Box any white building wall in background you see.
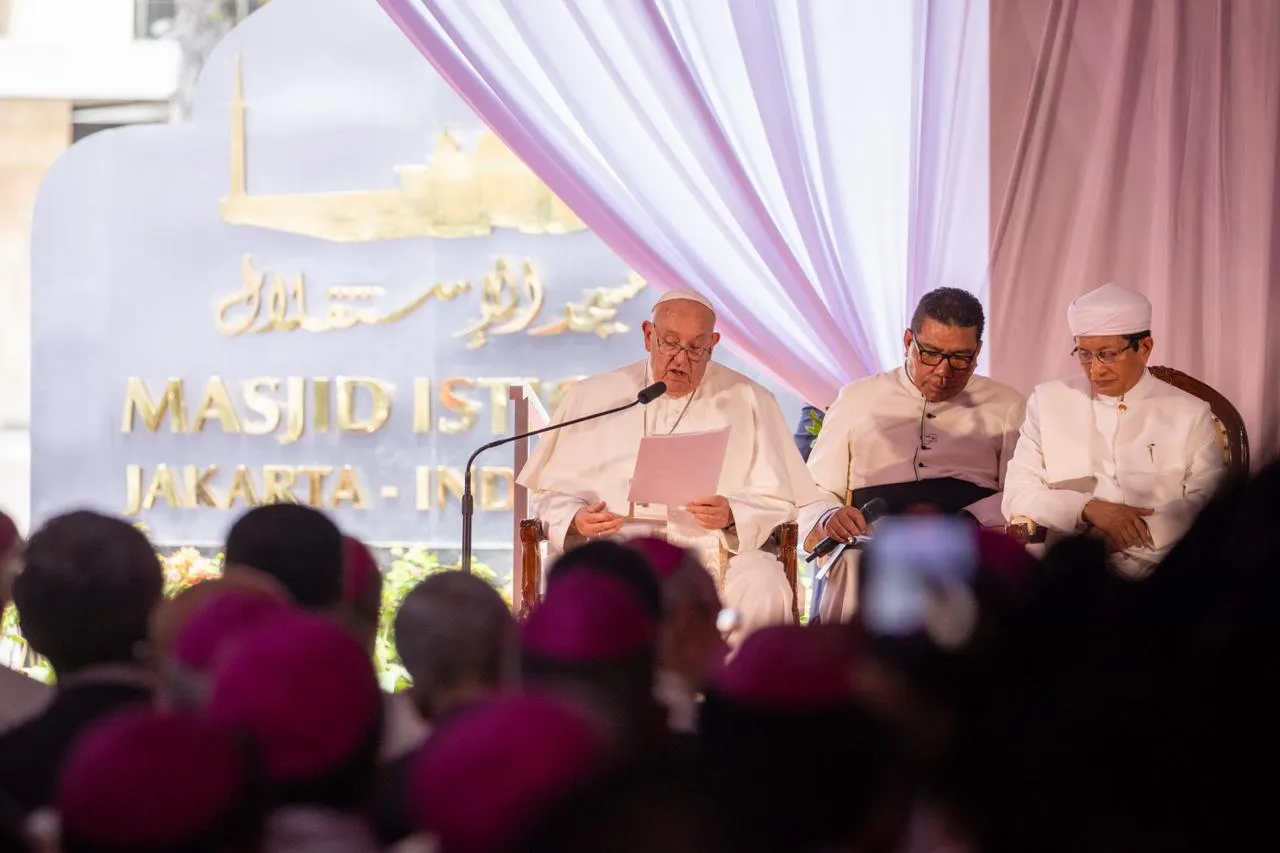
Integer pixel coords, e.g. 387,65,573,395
0,0,181,533
0,0,180,101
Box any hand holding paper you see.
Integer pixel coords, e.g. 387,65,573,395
687,495,733,530
627,427,731,509
572,501,626,537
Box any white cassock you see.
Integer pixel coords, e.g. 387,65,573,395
517,360,822,636
798,368,1026,623
1002,369,1226,577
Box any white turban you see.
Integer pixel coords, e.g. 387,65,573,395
652,289,716,319
1067,283,1152,337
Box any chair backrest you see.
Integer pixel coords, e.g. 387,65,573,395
1148,366,1249,477
510,385,551,616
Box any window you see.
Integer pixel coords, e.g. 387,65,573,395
134,0,272,39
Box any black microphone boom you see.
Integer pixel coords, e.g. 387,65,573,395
459,382,667,573
805,497,889,563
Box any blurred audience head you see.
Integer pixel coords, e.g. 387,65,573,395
12,511,163,677
517,757,731,853
204,612,383,810
407,693,607,853
700,625,901,853
57,709,261,853
521,570,659,754
0,509,20,608
149,573,288,671
223,503,344,610
161,589,294,711
338,534,384,654
546,540,664,622
393,570,516,722
626,537,726,689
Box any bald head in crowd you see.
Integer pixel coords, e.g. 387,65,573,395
393,571,517,722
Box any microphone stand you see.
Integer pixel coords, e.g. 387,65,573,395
460,395,654,574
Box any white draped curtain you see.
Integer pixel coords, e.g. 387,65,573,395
378,0,990,408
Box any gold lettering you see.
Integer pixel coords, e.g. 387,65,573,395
226,466,259,509
436,466,466,509
528,272,648,339
241,378,281,435
260,273,312,333
192,377,243,433
330,465,369,509
125,465,142,515
413,378,432,434
122,378,188,433
262,465,299,504
143,464,185,510
215,255,265,336
481,467,514,511
313,378,331,433
416,465,431,511
438,378,480,434
475,378,535,435
280,377,306,445
183,465,223,508
296,465,332,507
337,377,392,433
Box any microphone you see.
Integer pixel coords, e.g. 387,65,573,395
637,382,667,404
459,382,667,572
805,498,889,564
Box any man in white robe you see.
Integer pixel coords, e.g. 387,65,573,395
517,290,821,638
799,288,1026,624
1002,282,1226,577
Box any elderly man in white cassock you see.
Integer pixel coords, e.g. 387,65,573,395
516,290,820,638
798,288,1026,624
1003,283,1226,577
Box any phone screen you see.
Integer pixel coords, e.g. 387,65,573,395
859,515,979,637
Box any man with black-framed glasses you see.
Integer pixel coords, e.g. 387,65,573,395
799,288,1026,624
1003,283,1225,577
518,290,824,641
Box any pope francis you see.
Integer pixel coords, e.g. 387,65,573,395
516,290,821,637
1002,283,1227,576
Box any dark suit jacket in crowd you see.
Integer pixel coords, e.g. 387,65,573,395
0,681,153,814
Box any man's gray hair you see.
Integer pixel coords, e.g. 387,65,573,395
393,571,516,700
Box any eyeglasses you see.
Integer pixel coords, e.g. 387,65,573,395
1072,342,1137,365
655,337,711,363
912,340,976,370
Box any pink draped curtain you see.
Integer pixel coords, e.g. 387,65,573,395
376,0,992,410
989,0,1280,465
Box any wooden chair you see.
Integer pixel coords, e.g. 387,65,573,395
1007,366,1250,543
517,518,801,622
1147,366,1249,477
507,383,801,622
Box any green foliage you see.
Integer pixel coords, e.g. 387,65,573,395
1,604,52,684
373,545,505,692
803,407,825,437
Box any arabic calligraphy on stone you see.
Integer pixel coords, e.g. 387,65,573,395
215,254,648,344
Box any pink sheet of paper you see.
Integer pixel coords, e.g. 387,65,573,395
627,426,731,508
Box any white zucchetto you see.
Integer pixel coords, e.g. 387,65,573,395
652,289,716,318
1067,283,1152,337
